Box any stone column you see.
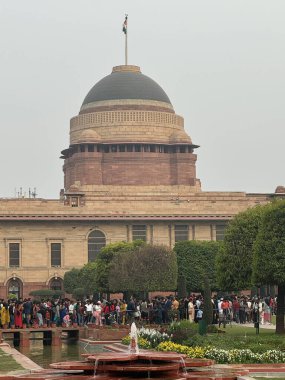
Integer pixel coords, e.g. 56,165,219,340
19,331,30,347
51,329,62,346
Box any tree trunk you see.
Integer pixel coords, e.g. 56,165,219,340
276,284,285,334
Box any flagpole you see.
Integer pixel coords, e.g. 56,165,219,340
125,29,128,65
123,14,128,65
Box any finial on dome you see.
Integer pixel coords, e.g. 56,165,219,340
112,65,141,73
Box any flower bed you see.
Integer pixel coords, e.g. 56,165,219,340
156,342,285,364
122,327,170,349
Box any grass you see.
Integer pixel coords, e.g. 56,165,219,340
220,324,274,336
0,348,24,372
183,325,285,353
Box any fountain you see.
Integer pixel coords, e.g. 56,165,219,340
6,323,249,380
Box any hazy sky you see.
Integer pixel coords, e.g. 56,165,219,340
0,1,284,199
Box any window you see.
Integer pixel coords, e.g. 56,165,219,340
180,146,186,153
71,197,79,207
111,145,117,152
119,145,125,152
51,243,61,267
9,243,20,267
150,145,156,152
88,144,94,152
104,145,110,153
174,225,189,242
80,144,85,152
127,145,133,152
132,225,147,242
216,224,227,241
88,230,106,262
134,144,141,152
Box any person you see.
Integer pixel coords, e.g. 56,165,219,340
196,306,203,321
171,298,179,321
69,301,75,323
85,301,93,324
120,300,127,325
127,298,136,323
263,300,271,324
232,297,240,323
63,313,71,327
9,302,15,328
188,298,195,323
164,297,172,323
219,298,230,328
133,303,141,322
103,302,111,325
140,299,149,322
94,301,102,326
153,300,162,324
45,308,51,327
0,302,10,328
23,298,33,327
239,298,246,324
15,302,23,328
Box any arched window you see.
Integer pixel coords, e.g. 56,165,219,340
7,278,22,300
50,278,63,291
88,230,106,262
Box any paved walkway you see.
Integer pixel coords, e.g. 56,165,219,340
231,322,275,329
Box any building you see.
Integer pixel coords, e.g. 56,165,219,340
0,64,284,299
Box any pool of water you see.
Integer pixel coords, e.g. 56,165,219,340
15,340,107,369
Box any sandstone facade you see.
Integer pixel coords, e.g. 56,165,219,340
0,65,283,299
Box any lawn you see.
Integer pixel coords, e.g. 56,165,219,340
0,347,24,372
183,324,285,353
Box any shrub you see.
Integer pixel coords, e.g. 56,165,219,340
167,320,198,344
29,289,64,299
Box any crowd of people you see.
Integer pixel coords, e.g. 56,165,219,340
0,294,277,329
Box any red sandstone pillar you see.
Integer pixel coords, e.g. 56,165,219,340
19,331,30,347
52,329,62,346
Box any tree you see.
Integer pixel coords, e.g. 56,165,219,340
108,244,177,293
216,206,264,291
63,268,81,294
177,274,187,299
253,200,285,334
95,241,145,293
78,262,99,297
174,241,221,293
202,276,213,326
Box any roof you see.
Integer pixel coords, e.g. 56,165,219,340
81,65,172,108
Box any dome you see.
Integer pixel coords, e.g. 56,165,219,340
81,65,171,108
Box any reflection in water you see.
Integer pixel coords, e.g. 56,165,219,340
16,340,106,369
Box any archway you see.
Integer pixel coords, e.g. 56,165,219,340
49,277,63,291
88,230,106,262
7,278,23,300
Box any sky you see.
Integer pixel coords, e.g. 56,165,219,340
0,1,284,199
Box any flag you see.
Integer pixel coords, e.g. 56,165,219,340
122,15,128,34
